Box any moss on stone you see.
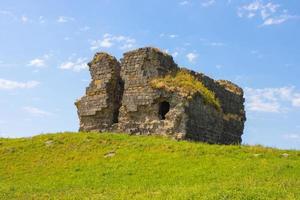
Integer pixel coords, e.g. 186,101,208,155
151,70,221,111
92,53,116,65
217,80,243,95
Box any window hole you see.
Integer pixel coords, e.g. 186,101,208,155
159,101,170,120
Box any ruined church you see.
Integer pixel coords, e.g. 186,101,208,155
75,47,246,144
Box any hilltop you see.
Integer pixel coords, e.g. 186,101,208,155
0,132,299,199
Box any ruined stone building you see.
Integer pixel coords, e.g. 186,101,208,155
75,47,246,144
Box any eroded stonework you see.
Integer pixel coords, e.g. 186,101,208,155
75,47,246,144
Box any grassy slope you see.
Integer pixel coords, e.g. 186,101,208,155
0,132,299,200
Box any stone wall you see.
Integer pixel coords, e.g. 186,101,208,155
182,69,246,144
75,47,246,144
116,48,184,136
185,94,224,143
75,53,123,131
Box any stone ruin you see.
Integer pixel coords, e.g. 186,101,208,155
75,47,246,144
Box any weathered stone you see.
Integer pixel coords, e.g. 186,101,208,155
75,53,123,131
75,47,246,144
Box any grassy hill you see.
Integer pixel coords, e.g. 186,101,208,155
0,132,299,200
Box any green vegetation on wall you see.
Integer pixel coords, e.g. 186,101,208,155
151,70,221,111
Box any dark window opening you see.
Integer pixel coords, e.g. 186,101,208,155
112,110,119,123
159,101,170,120
112,79,124,124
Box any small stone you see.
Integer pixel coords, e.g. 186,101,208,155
281,153,289,158
45,140,53,147
175,133,185,140
104,151,116,158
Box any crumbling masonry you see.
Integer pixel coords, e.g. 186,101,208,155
75,47,246,144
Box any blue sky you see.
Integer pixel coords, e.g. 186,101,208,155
0,0,299,149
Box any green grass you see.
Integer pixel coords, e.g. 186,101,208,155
150,70,221,111
0,132,299,200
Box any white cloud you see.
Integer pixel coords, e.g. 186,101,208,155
186,53,198,63
90,35,113,50
120,43,134,50
90,34,136,51
0,10,12,15
238,1,298,26
0,10,17,20
39,16,45,24
292,94,300,107
64,37,71,41
0,10,34,24
179,1,189,6
198,38,225,47
21,15,28,23
245,86,300,113
59,57,88,72
172,51,179,57
169,34,178,38
163,49,169,54
262,14,296,26
23,106,52,116
160,33,179,39
100,37,113,48
28,54,51,68
57,16,74,23
28,59,45,67
210,42,225,47
201,0,216,7
0,79,39,90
